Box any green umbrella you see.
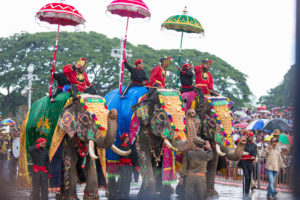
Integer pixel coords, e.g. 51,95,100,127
278,134,290,145
161,6,204,87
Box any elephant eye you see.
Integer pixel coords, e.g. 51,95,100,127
78,113,89,126
157,112,166,121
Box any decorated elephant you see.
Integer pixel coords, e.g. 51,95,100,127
18,93,130,200
130,88,199,199
181,91,246,198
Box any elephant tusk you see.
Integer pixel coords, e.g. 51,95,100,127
89,140,99,160
111,144,131,156
164,139,178,152
216,144,226,156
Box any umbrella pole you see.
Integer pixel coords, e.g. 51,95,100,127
48,25,60,97
119,15,130,94
176,32,184,87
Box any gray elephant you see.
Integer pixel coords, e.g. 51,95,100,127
186,95,247,198
18,93,130,200
132,89,198,200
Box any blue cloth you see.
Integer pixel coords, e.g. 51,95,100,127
104,86,148,161
62,85,70,92
267,169,278,198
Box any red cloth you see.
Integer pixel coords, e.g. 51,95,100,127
194,65,213,95
148,65,166,88
63,64,91,92
36,138,47,144
120,158,132,166
240,155,255,162
33,164,48,173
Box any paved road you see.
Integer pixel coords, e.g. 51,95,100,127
9,180,293,200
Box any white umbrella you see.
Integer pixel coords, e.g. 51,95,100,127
234,111,248,117
258,110,271,114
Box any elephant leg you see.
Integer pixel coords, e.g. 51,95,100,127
107,177,119,200
59,137,78,200
206,150,219,198
83,156,99,200
136,130,156,199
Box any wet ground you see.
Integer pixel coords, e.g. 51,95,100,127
10,180,293,200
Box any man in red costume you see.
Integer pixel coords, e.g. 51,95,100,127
148,56,171,88
194,58,214,95
63,58,93,98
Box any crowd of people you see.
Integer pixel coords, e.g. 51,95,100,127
227,108,294,200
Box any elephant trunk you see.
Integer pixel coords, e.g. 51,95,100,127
219,139,246,161
89,140,99,160
101,109,118,149
173,109,197,152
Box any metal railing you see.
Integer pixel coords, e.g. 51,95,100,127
215,159,292,192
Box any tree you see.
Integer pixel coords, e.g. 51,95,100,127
0,32,251,116
258,65,295,108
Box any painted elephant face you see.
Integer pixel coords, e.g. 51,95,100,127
60,102,98,142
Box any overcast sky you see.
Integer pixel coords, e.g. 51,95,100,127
0,0,296,101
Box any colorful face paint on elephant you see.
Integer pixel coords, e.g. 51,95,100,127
131,89,198,199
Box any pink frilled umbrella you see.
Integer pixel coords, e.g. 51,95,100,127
107,0,151,94
35,2,86,97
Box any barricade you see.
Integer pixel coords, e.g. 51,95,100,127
215,158,292,192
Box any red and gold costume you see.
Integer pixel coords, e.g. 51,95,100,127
194,60,213,95
63,58,91,92
148,56,171,88
148,65,167,88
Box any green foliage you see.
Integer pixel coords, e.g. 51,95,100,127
258,65,295,108
0,32,251,116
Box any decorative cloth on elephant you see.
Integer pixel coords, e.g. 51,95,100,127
18,92,71,189
105,87,149,177
63,58,91,92
194,58,213,95
157,89,187,141
148,56,171,88
206,96,234,148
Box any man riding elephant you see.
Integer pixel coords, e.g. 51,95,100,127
148,56,171,88
194,58,217,96
63,58,96,98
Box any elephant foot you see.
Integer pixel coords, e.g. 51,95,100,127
55,193,79,200
206,189,219,199
159,185,173,200
83,191,100,200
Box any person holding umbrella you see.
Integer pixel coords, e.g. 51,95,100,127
121,58,148,98
148,56,171,88
194,58,216,96
178,63,204,104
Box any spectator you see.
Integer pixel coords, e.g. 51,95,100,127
265,137,285,200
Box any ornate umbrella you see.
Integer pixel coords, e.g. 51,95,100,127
35,2,86,97
161,6,204,87
107,0,151,94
